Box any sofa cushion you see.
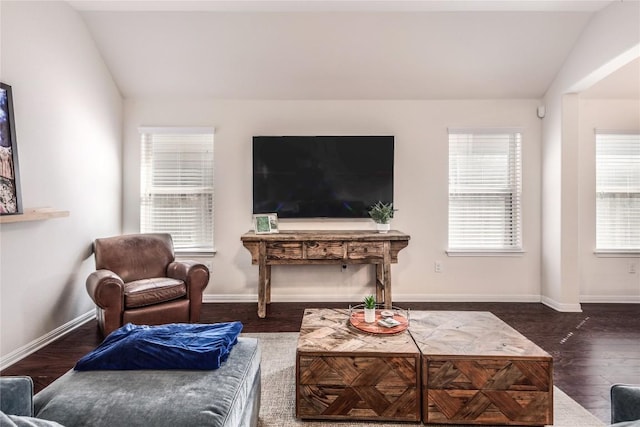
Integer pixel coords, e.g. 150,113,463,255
124,278,186,308
0,412,65,427
34,337,261,427
75,322,243,371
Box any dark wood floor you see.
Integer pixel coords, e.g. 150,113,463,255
2,302,639,423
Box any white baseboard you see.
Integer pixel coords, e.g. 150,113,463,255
396,293,542,303
0,310,95,371
207,292,639,307
204,293,543,304
204,294,257,303
542,294,640,310
540,296,583,312
580,294,640,303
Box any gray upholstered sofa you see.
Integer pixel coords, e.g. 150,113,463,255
0,337,260,427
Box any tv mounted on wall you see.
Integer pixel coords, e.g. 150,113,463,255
253,135,394,218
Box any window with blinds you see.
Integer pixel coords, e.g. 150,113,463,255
448,129,523,252
595,131,640,252
140,128,215,253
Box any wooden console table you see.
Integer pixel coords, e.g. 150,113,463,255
241,230,410,318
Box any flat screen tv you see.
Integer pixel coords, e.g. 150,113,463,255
253,135,394,218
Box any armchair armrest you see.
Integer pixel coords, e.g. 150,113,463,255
86,269,125,336
611,384,640,423
167,261,210,294
167,261,209,323
0,376,34,416
86,269,124,310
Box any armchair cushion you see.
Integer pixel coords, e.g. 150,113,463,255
74,322,243,371
124,278,186,308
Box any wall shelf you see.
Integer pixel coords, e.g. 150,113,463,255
0,207,69,224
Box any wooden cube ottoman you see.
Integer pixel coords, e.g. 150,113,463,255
296,308,421,422
410,311,553,426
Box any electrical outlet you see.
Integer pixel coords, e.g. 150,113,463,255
434,261,442,273
630,262,637,274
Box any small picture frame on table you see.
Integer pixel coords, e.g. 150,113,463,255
253,213,279,234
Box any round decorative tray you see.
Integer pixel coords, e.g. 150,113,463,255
348,304,409,335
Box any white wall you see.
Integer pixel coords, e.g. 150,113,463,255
123,99,542,303
578,99,640,301
541,0,640,310
0,1,122,361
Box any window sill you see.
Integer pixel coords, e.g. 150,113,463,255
175,249,217,257
594,250,640,258
446,249,525,257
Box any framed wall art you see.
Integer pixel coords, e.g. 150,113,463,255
253,213,279,234
0,82,22,215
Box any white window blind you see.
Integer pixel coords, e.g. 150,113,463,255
140,128,214,252
595,131,640,251
448,129,522,252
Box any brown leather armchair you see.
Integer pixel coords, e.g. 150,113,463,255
86,233,210,337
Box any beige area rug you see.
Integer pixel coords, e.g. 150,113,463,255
241,332,605,427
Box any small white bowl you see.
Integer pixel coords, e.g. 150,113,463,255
380,310,394,318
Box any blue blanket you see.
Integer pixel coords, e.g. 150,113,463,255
74,322,243,371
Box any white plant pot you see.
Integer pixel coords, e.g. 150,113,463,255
376,223,391,233
364,307,376,323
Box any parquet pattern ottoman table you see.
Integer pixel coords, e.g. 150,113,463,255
296,308,421,422
410,311,553,426
295,308,553,426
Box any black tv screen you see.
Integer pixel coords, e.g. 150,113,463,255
253,136,394,218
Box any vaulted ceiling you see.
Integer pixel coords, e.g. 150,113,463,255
69,0,637,100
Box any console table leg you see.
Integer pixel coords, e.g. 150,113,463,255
265,265,272,304
257,268,267,318
375,263,384,303
258,242,267,318
383,262,392,308
383,242,392,308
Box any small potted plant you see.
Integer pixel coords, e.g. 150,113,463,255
368,201,397,233
363,294,376,323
